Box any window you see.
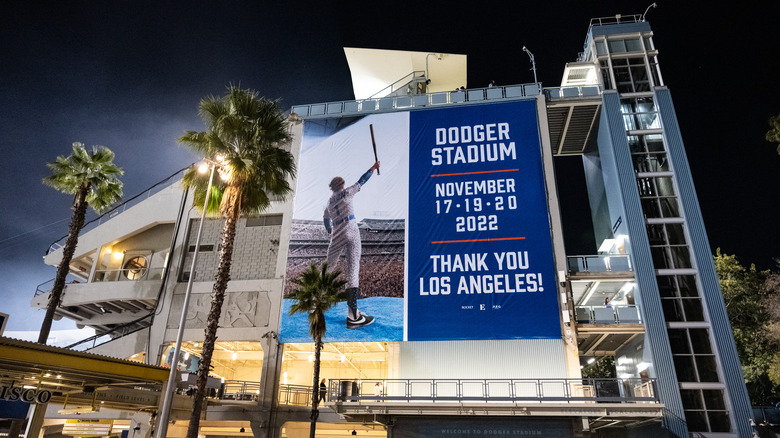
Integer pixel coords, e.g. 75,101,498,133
123,256,148,280
246,214,283,227
669,328,719,383
680,389,731,432
612,57,651,93
648,223,691,269
657,275,705,322
637,176,680,218
621,97,659,130
595,41,607,56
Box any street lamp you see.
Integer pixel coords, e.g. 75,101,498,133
156,159,218,438
522,46,538,85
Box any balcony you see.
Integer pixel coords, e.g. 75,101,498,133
324,378,663,424
568,254,632,275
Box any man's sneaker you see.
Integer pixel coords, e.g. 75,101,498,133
347,311,375,329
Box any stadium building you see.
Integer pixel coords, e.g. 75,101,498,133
14,12,753,438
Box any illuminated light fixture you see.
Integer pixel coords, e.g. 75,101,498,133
580,365,584,369
193,342,199,347
198,163,209,174
45,373,51,377
283,372,288,384
255,390,259,394
113,251,124,260
221,377,225,383
619,373,632,379
183,352,190,360
22,385,36,389
637,362,650,372
340,354,346,363
308,354,314,362
587,358,595,364
57,375,62,379
232,352,238,361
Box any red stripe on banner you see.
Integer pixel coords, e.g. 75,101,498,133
430,168,519,177
431,236,526,244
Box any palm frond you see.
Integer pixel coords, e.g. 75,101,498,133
43,142,124,213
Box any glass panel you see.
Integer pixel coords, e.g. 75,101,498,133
696,356,719,382
660,197,680,217
685,410,708,432
628,135,642,152
645,135,665,152
595,41,607,56
609,40,627,53
657,276,677,297
708,412,731,432
670,246,692,268
680,389,704,409
665,224,686,245
703,390,726,410
677,275,698,297
668,329,690,354
682,298,705,321
647,224,665,245
651,246,671,269
689,329,712,354
641,198,661,218
655,177,676,196
673,355,697,381
662,299,684,321
626,38,643,52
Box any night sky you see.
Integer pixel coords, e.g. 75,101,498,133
1,1,778,332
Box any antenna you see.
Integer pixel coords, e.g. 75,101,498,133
522,46,538,85
641,2,658,22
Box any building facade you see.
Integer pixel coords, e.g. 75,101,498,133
25,13,752,438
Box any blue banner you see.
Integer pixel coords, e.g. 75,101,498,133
407,100,560,340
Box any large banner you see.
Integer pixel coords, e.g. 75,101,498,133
281,100,559,343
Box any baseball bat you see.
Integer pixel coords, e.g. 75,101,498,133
369,124,380,175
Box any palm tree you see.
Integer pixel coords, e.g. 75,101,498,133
179,85,296,438
286,262,347,438
39,143,123,344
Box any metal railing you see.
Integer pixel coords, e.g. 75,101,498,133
544,85,602,100
65,314,153,350
92,266,166,283
326,378,658,404
278,384,314,407
46,167,187,255
221,380,262,401
290,83,544,119
567,254,632,273
575,305,642,324
368,71,426,99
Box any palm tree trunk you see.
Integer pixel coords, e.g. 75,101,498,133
38,185,89,344
309,337,323,438
186,199,240,438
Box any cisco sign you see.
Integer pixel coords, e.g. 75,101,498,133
0,384,53,404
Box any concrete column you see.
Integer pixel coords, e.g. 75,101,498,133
23,403,47,438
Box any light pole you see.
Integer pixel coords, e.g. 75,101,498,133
522,46,538,85
155,160,216,438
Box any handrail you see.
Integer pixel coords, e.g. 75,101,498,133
589,14,643,27
575,304,642,323
291,82,544,120
368,71,425,99
567,254,632,273
46,165,190,255
65,313,153,350
326,377,659,404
